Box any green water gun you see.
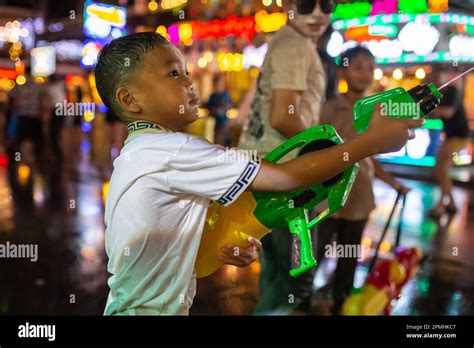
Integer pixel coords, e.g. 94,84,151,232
353,83,443,134
196,125,359,278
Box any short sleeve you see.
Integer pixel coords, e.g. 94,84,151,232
166,136,261,206
270,42,307,91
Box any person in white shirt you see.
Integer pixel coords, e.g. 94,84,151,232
94,32,424,315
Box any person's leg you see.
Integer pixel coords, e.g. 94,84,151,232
253,229,293,314
431,140,451,215
332,218,368,314
254,223,318,314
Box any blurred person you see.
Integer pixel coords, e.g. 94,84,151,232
206,75,233,146
429,81,470,218
317,46,410,314
238,0,332,314
8,67,46,165
45,74,67,161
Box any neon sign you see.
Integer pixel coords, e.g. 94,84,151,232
332,0,449,20
83,2,126,39
30,46,56,77
329,13,474,64
156,10,286,44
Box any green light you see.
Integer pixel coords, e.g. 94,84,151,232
424,119,443,131
332,2,371,20
398,0,429,14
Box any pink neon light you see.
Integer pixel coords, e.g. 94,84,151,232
371,0,399,16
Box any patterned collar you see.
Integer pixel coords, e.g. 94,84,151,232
127,120,172,134
125,120,172,143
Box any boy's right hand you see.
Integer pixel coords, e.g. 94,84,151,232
364,103,425,154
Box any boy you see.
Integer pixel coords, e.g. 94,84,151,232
318,46,410,314
94,32,423,315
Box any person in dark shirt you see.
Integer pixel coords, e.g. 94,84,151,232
429,85,470,218
206,75,232,147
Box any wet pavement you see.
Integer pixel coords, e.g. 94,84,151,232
0,137,473,315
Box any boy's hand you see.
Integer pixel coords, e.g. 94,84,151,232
218,237,262,267
365,103,425,154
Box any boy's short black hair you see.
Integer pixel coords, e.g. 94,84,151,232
94,32,170,122
338,46,375,68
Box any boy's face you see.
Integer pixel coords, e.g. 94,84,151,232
340,54,375,94
126,45,199,130
287,1,331,40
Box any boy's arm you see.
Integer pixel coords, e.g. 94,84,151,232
371,157,410,194
249,106,424,193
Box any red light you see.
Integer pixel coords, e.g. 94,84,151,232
0,155,8,167
0,68,18,80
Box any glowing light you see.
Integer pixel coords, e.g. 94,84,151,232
81,41,103,68
327,31,344,57
179,23,193,41
148,1,158,11
156,25,169,40
15,75,26,85
226,108,239,119
262,0,272,6
398,22,440,55
218,53,244,72
84,110,95,122
276,0,282,6
415,67,426,79
243,43,268,68
361,237,373,249
18,164,30,185
161,0,188,10
102,181,110,204
85,2,126,28
338,79,348,93
30,46,56,77
380,241,392,253
255,10,287,33
34,76,45,84
203,51,214,62
374,68,384,80
198,108,209,118
197,57,207,68
393,68,403,80
406,128,430,159
250,68,260,78
449,35,474,57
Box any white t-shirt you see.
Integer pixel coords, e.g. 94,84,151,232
104,131,261,315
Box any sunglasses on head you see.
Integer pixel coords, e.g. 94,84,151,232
296,0,335,15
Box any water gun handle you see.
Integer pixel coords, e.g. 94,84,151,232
353,87,406,134
289,212,316,277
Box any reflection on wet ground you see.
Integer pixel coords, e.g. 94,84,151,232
0,145,472,315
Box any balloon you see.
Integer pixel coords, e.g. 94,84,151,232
390,261,407,285
342,293,363,316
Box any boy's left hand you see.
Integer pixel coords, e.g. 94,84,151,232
219,236,262,267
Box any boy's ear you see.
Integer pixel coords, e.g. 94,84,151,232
116,86,141,113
